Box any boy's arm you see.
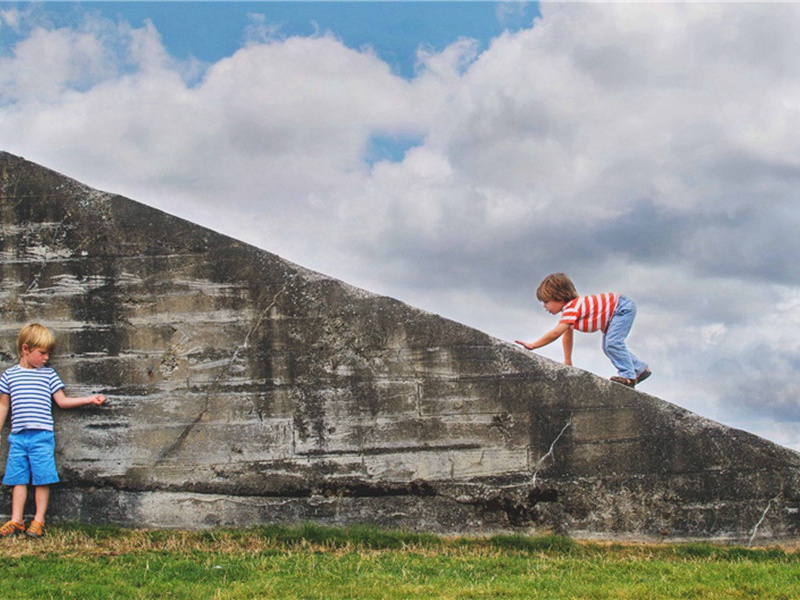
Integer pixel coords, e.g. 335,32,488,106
0,393,9,431
52,389,106,410
562,326,574,365
515,322,572,351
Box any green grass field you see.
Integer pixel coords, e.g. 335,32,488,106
1,524,799,599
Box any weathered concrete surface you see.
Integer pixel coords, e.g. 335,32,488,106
1,150,799,542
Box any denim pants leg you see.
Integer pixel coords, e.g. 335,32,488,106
602,296,647,380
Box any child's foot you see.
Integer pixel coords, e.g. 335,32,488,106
0,520,25,537
636,368,652,384
25,520,45,539
610,376,636,388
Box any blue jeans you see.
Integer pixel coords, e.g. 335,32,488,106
602,296,647,380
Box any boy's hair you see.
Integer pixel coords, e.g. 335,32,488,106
536,273,578,303
16,323,56,356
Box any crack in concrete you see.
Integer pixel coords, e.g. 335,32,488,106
748,494,780,547
155,285,287,465
531,417,572,487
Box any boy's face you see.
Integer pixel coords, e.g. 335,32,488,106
542,299,567,315
21,345,49,369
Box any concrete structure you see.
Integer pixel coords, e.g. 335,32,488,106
1,150,798,542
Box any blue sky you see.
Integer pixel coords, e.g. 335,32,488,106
1,2,540,162
3,2,800,452
2,2,540,76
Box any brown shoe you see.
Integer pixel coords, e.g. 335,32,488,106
0,519,25,538
636,368,652,384
610,376,636,388
26,520,45,539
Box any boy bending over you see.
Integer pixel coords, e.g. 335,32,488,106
515,273,651,388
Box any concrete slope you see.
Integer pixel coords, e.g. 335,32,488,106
1,151,798,542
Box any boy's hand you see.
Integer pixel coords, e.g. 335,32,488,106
90,394,106,405
515,340,535,350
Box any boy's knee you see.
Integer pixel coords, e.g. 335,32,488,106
603,340,621,353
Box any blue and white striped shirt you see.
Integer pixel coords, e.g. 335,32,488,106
0,365,65,433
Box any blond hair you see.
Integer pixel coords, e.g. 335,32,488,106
535,273,578,303
16,323,56,357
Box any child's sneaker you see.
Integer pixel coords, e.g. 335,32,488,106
0,520,25,537
25,520,45,539
610,376,636,388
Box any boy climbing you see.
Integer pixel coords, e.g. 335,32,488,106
515,273,651,388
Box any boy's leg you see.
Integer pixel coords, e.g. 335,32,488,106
4,432,32,526
10,485,27,524
603,297,638,380
29,430,59,490
629,350,648,379
33,486,50,524
27,430,58,532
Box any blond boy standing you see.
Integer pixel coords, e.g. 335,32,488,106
0,323,105,538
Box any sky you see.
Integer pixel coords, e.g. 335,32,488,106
2,1,800,451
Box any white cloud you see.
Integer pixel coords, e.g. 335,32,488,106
0,7,21,31
2,2,800,450
1,26,107,102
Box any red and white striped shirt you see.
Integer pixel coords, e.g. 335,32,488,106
559,293,619,333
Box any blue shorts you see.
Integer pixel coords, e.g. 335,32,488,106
3,429,60,486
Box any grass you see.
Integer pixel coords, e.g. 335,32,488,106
0,523,799,598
